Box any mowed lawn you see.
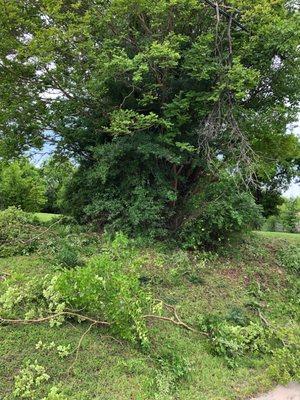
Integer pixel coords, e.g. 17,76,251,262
33,212,62,222
255,230,300,245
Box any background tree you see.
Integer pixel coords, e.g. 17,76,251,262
0,159,46,212
41,156,75,213
281,198,300,233
0,0,299,240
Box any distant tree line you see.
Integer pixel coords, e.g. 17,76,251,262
264,197,300,233
0,157,74,213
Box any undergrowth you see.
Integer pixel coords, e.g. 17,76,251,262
0,217,299,399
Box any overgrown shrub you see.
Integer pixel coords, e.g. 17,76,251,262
0,207,41,257
53,240,83,268
179,177,263,249
44,233,153,345
198,314,275,367
13,360,50,399
278,245,300,274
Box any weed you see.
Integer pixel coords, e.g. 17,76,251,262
13,360,50,399
277,245,300,274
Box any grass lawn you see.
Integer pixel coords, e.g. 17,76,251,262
33,212,62,222
255,230,300,245
0,231,299,399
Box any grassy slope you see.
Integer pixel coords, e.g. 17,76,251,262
0,233,299,399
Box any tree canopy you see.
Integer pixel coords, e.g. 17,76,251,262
0,159,46,212
41,156,75,213
0,0,299,238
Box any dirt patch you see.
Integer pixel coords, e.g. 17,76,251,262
218,267,243,280
251,383,300,400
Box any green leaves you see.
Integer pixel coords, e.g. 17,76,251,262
0,159,46,212
49,233,153,345
0,0,299,236
105,110,169,136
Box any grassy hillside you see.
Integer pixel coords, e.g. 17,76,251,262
0,224,299,399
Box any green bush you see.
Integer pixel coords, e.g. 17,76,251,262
179,176,263,249
45,233,153,345
278,245,300,274
0,207,41,257
198,314,273,367
54,240,83,268
0,159,46,212
268,347,300,384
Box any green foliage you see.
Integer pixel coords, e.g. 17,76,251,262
199,315,265,366
13,360,50,399
277,244,300,274
263,196,300,232
1,0,299,238
151,346,191,400
0,159,46,212
42,387,69,400
198,302,300,374
155,349,190,383
179,176,263,248
268,347,300,384
41,156,75,214
0,207,40,257
54,240,83,268
281,198,299,233
45,233,153,345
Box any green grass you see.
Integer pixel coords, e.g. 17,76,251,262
33,212,62,222
0,231,299,399
255,230,300,245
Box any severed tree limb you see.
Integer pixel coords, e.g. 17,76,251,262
0,312,110,327
143,314,198,333
144,301,209,336
67,322,97,374
0,302,207,339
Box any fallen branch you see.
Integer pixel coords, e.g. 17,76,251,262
0,311,110,327
1,303,207,339
144,302,209,336
257,309,269,327
67,322,97,373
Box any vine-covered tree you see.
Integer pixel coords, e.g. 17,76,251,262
0,0,299,239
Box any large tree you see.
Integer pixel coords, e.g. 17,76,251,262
0,0,299,236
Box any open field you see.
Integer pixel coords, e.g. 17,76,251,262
255,231,300,245
33,212,62,223
0,228,299,400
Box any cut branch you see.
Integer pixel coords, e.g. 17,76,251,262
0,312,110,326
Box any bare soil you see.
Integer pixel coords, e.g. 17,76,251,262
251,383,300,400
